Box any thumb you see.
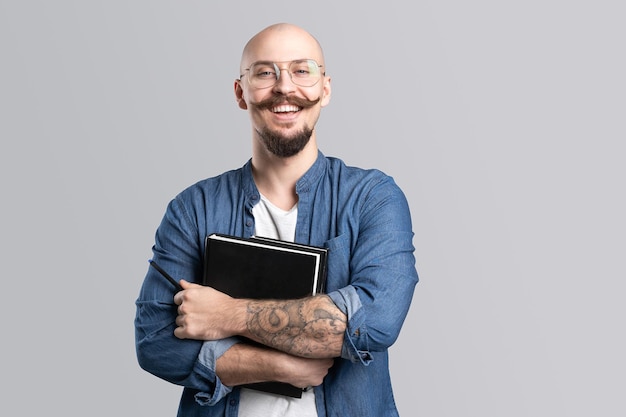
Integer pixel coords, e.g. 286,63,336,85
179,279,200,289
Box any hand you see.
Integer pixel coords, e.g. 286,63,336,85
278,354,334,389
173,280,245,340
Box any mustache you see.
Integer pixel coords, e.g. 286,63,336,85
251,94,320,110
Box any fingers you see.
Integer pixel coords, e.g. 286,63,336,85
174,308,194,340
173,325,187,340
172,280,195,305
171,285,236,341
173,292,182,306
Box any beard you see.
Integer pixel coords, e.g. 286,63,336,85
251,94,320,158
256,125,314,158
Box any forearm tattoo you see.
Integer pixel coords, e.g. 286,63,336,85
245,295,346,358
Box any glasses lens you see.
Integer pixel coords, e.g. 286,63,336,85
246,60,322,89
248,62,278,89
289,59,321,87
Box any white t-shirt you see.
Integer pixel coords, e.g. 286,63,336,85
238,195,317,417
252,194,298,242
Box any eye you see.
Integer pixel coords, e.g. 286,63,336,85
291,65,312,77
251,63,277,79
291,60,319,78
255,69,276,78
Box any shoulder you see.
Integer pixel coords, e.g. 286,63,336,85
161,163,250,225
323,155,411,217
325,155,400,192
175,165,246,203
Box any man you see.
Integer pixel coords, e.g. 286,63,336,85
135,23,419,417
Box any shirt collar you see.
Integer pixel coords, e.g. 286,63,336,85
241,150,327,202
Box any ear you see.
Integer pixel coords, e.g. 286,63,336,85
320,76,332,107
234,80,248,110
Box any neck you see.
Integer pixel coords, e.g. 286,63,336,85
251,133,318,210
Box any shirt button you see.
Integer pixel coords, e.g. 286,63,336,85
246,220,253,227
229,399,237,406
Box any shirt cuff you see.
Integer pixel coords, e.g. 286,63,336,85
327,286,373,365
193,337,241,406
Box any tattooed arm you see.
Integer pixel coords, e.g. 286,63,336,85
243,295,346,358
173,279,347,358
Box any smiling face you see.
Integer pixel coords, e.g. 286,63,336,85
235,24,331,158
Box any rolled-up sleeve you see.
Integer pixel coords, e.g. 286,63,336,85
192,338,240,405
134,196,239,405
327,286,373,364
327,175,419,364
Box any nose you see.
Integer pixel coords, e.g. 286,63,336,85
272,66,296,94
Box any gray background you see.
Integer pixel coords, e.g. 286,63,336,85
1,1,624,416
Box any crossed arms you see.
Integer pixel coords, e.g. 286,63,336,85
173,280,346,388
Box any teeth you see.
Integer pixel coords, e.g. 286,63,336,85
271,105,300,113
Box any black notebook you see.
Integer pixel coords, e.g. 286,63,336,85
203,233,328,397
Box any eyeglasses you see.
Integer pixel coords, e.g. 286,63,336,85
240,59,324,89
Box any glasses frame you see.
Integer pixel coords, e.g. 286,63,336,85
240,59,325,89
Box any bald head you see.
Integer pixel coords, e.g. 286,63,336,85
240,23,325,74
234,23,332,159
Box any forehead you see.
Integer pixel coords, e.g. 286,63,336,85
241,27,323,68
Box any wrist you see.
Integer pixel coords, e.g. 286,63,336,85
228,298,249,337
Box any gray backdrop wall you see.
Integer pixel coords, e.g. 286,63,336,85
1,1,624,416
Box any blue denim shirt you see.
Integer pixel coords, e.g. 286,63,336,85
135,152,419,417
